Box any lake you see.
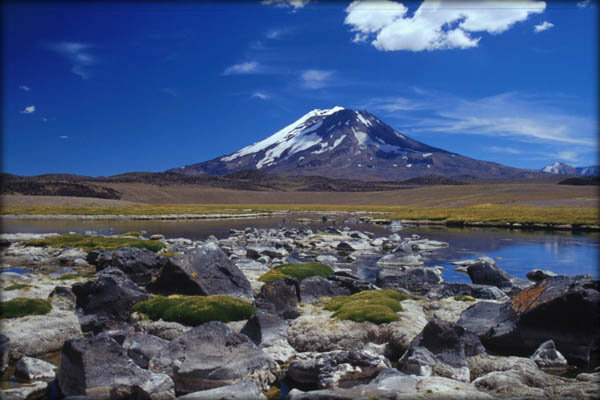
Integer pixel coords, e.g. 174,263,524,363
2,215,598,282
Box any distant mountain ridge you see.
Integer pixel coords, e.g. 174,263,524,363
171,106,542,181
541,162,599,176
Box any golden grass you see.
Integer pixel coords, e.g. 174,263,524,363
3,202,598,225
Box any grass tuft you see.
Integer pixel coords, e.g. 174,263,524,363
1,298,52,319
453,295,476,302
23,234,165,252
324,289,409,324
55,273,96,280
258,262,334,283
118,231,142,237
4,283,32,291
131,295,256,326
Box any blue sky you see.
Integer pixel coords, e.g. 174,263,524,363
2,0,597,176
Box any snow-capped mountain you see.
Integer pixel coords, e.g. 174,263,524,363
541,162,599,176
172,106,540,181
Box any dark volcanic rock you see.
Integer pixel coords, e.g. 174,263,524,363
426,283,508,301
122,332,169,369
458,275,600,367
149,321,276,394
526,269,558,283
398,319,485,382
0,334,10,373
72,268,148,324
90,247,164,286
299,276,351,304
286,350,390,389
466,257,530,293
240,311,288,347
57,335,175,399
376,267,443,292
150,243,252,299
255,277,300,319
176,381,265,400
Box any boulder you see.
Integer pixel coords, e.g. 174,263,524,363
149,321,277,394
2,309,82,359
254,278,300,319
0,381,48,400
336,240,372,252
526,268,558,283
328,272,377,294
397,376,493,400
376,253,423,267
426,283,509,301
0,334,9,372
72,268,149,323
94,247,164,286
57,335,175,399
376,267,443,292
299,276,351,304
465,257,530,293
240,311,295,364
15,356,56,381
530,339,568,368
176,381,266,400
459,275,600,367
398,319,485,382
48,285,77,311
246,244,288,260
286,350,390,389
131,312,191,341
122,333,169,369
150,243,252,299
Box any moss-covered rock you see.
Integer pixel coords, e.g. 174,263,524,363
324,290,410,324
3,283,32,291
23,234,165,252
0,298,52,319
258,262,334,283
454,295,476,302
132,295,256,326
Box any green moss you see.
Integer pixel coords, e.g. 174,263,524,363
159,251,182,258
23,234,165,252
132,295,256,326
258,262,334,283
453,295,476,302
56,273,96,280
1,298,52,319
118,231,142,237
4,283,32,291
324,289,409,324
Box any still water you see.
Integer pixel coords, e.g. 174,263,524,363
2,216,598,281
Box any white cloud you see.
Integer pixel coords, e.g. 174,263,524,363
266,28,293,39
46,41,97,79
534,21,554,32
59,136,70,140
42,117,48,122
252,91,271,100
301,69,334,89
19,85,31,91
556,151,578,162
345,0,546,51
21,105,35,114
223,61,261,75
577,0,590,8
262,0,310,9
361,96,424,112
487,146,522,154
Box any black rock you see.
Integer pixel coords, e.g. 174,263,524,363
376,267,443,292
240,310,288,347
149,243,252,299
57,335,175,399
426,282,508,301
148,321,276,394
122,332,169,369
458,274,600,368
398,319,485,382
466,258,530,294
299,276,351,304
72,268,149,323
530,339,568,368
0,334,10,373
526,269,558,283
255,277,300,319
92,247,164,286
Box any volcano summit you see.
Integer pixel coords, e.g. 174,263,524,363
172,106,537,181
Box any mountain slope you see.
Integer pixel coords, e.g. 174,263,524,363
172,106,541,181
541,162,599,176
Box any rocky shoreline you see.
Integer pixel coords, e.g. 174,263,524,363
0,225,598,400
3,211,598,232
